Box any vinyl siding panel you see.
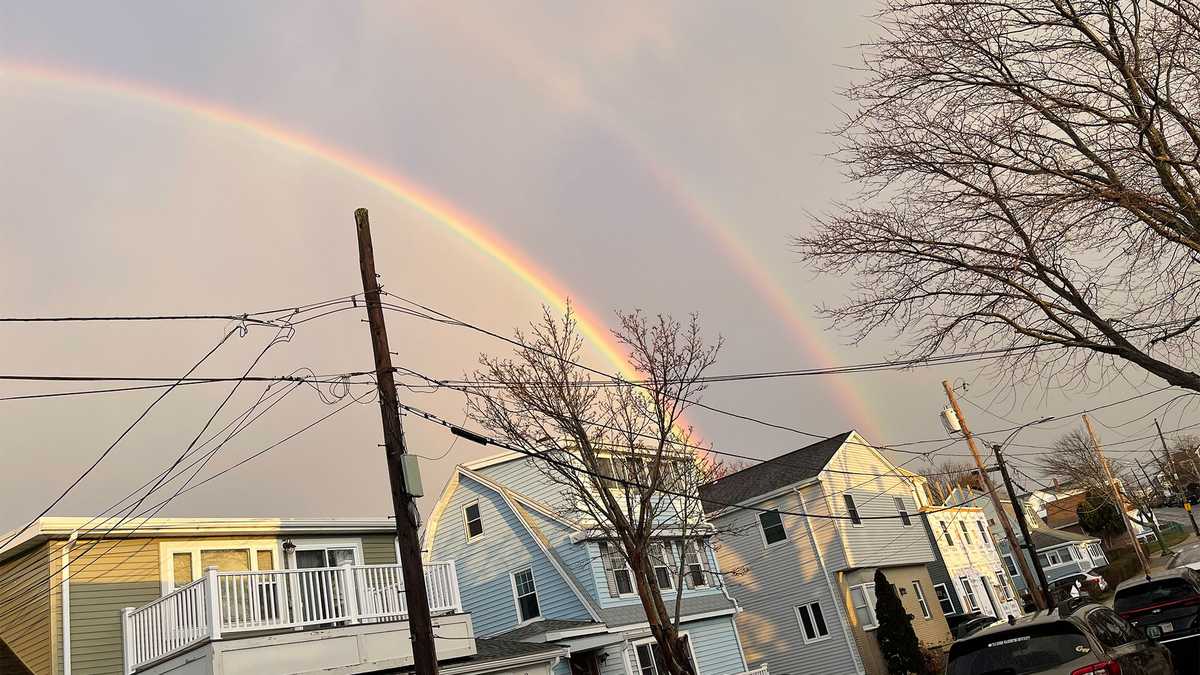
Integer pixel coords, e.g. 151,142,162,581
842,564,954,675
599,642,632,675
475,457,567,511
68,537,161,675
682,615,746,675
428,475,590,636
819,434,935,569
0,542,54,675
709,487,860,675
519,510,596,600
361,534,397,565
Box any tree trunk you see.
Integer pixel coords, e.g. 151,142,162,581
629,550,695,675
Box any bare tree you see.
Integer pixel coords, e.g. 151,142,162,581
795,0,1200,392
465,305,724,675
919,459,986,502
1040,428,1168,551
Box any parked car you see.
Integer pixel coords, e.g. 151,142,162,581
946,599,1173,675
1049,569,1109,600
1115,569,1200,673
953,614,999,640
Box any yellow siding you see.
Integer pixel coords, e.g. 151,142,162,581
0,543,54,675
68,538,162,675
842,565,953,675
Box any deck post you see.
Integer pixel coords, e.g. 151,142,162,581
342,562,361,624
204,566,222,640
121,606,135,675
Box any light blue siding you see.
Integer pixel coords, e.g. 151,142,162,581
600,642,632,675
1000,541,1086,592
476,456,568,509
683,615,748,675
428,474,591,635
522,508,598,599
588,539,730,610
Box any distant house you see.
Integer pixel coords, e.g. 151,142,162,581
424,451,759,675
917,504,1023,621
0,517,564,675
699,431,953,675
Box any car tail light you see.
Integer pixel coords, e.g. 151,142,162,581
1071,661,1121,675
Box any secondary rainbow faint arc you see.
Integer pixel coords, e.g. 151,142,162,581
1,62,643,385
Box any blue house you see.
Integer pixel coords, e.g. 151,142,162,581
425,451,760,675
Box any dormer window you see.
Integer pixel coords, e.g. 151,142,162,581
600,542,635,596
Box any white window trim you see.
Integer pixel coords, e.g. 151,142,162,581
632,631,697,675
600,542,639,599
844,495,864,527
940,521,955,547
1002,553,1019,577
893,497,912,528
911,581,931,620
795,602,832,644
158,538,282,594
510,567,541,625
682,541,709,589
933,583,955,616
287,537,364,569
650,543,675,591
849,582,878,631
959,521,973,546
757,510,789,548
462,500,484,542
1039,547,1073,569
977,520,991,547
995,570,1014,602
958,576,980,612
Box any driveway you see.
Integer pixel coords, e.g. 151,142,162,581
1170,540,1200,570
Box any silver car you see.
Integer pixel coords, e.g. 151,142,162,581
946,599,1173,675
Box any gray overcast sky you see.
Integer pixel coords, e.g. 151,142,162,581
0,2,1190,530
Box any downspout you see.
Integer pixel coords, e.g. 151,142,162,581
797,487,864,675
62,530,79,675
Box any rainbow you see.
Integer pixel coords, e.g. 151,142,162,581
0,62,638,382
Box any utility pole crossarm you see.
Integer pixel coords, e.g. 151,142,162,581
355,208,440,675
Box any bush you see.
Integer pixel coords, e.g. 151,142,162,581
918,646,945,675
1099,551,1142,589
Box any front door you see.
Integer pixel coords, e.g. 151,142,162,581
980,575,1000,618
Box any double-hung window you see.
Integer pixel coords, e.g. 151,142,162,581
940,521,955,547
844,495,862,525
1003,554,1019,577
463,501,484,540
959,521,972,546
634,635,694,675
934,583,955,615
958,576,980,611
512,568,541,622
599,542,635,596
911,581,932,619
977,521,991,547
995,571,1014,601
893,497,911,526
795,602,831,642
681,541,707,588
759,510,787,545
849,583,878,629
650,543,675,590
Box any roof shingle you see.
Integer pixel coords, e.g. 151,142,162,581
699,432,853,512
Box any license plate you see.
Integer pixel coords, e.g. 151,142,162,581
1159,622,1174,633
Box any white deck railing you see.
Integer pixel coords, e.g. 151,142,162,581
122,561,460,673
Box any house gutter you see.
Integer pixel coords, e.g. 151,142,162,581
62,530,79,675
797,487,864,675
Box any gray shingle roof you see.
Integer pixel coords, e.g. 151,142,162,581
699,432,853,512
376,638,565,673
492,619,601,641
1029,526,1097,549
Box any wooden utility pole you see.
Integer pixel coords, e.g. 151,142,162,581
1083,414,1150,576
1156,418,1200,535
942,381,1046,610
992,445,1054,610
355,208,439,675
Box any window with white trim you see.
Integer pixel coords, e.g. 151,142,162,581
892,497,912,527
599,542,635,596
995,570,1014,602
759,510,787,545
940,521,955,547
849,583,878,629
650,543,675,590
911,581,932,619
161,539,280,591
1039,549,1067,567
796,602,831,642
634,635,694,675
1088,543,1106,564
1003,553,1019,578
844,495,862,525
977,520,991,547
959,576,980,611
512,568,540,622
934,583,955,615
959,521,973,546
463,501,483,540
681,541,707,588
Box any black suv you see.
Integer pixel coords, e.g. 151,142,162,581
1115,568,1200,672
946,599,1172,675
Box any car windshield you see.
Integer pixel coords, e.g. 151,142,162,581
1115,579,1194,611
946,624,1092,675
